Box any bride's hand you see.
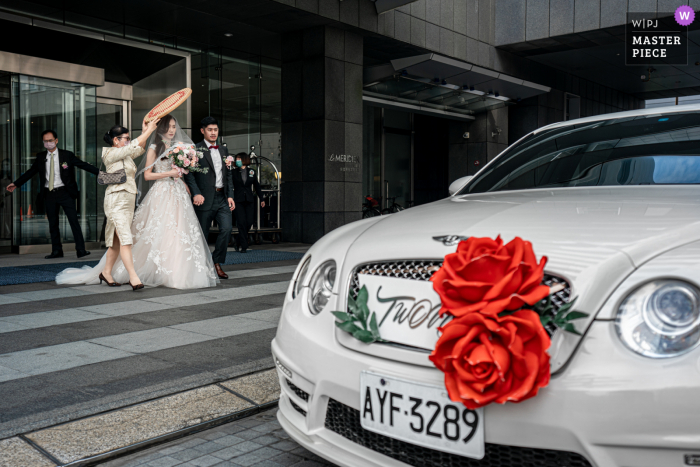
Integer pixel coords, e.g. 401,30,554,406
169,168,181,178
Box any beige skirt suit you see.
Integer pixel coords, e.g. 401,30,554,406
102,140,145,248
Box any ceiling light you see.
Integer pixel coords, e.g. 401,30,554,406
224,33,233,37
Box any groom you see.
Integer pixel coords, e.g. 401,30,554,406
185,117,235,279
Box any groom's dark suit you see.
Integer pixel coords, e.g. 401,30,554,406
184,140,234,267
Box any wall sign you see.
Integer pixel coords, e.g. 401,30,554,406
329,154,360,172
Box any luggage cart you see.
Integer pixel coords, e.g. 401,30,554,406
231,145,282,246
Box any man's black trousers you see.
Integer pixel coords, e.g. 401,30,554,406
196,191,232,264
45,188,86,252
234,200,255,251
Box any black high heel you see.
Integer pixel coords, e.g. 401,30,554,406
128,281,145,291
99,273,121,287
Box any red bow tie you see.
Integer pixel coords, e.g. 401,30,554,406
208,145,219,150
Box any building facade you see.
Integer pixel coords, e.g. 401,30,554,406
0,0,685,251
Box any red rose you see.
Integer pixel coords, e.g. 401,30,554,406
430,236,550,317
429,310,551,409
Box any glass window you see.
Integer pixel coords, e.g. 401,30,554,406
192,49,281,231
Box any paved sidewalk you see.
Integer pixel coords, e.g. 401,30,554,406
101,409,335,467
0,243,309,443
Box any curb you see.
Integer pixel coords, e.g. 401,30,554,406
1,369,281,467
64,401,279,467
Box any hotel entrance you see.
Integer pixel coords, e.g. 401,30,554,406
11,75,97,252
0,68,130,253
362,105,450,213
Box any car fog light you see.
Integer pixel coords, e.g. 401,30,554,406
292,256,311,299
307,260,336,315
616,280,700,358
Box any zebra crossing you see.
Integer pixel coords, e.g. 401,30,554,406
0,260,300,440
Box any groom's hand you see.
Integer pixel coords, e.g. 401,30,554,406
228,198,235,211
193,194,205,206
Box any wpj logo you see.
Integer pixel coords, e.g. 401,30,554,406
625,8,690,65
675,5,695,26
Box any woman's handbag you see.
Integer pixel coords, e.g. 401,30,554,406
97,150,127,186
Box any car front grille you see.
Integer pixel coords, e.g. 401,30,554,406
286,379,310,402
324,399,592,467
349,260,571,336
290,400,307,416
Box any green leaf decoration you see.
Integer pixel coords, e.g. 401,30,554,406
332,286,385,344
563,311,588,322
347,294,360,316
357,286,369,308
354,330,375,343
337,321,362,334
369,312,381,338
533,296,587,335
331,311,353,322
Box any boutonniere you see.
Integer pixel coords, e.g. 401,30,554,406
224,155,234,170
61,162,68,169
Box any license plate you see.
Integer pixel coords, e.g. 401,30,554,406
360,371,485,459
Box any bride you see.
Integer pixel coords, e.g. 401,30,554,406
56,115,219,289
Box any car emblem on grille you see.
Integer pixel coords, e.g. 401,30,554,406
433,235,469,246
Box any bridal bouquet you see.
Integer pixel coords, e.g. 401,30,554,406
167,142,209,175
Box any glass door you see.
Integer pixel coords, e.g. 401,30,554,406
0,73,11,247
12,75,96,248
382,109,413,210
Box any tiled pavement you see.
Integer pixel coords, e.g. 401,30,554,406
101,409,336,467
0,245,308,445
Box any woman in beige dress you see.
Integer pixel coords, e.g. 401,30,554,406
99,118,160,290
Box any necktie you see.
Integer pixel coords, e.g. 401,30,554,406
49,153,55,191
209,145,219,150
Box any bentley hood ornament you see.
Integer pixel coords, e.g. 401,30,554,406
433,235,469,246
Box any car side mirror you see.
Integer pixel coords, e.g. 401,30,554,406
448,176,473,196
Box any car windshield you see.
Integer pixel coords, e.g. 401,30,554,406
460,111,700,194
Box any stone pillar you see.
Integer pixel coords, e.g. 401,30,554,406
281,26,363,244
447,107,508,183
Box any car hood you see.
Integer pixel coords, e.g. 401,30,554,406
350,186,700,280
341,186,700,372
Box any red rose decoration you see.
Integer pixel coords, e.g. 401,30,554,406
430,236,550,317
429,310,551,409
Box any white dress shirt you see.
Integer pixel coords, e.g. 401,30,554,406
206,141,224,189
45,150,64,189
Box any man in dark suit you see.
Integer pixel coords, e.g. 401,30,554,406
6,130,99,259
231,152,265,253
184,117,235,279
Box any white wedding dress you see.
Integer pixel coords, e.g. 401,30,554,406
56,148,219,289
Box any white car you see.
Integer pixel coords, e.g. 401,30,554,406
272,105,700,467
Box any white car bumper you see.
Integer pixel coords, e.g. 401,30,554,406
272,293,700,467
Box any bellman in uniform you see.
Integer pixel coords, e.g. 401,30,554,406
6,130,100,258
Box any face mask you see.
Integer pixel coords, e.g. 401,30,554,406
235,160,242,168
44,141,56,151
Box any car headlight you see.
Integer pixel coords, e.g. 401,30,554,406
307,260,336,315
616,280,700,358
292,256,311,299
